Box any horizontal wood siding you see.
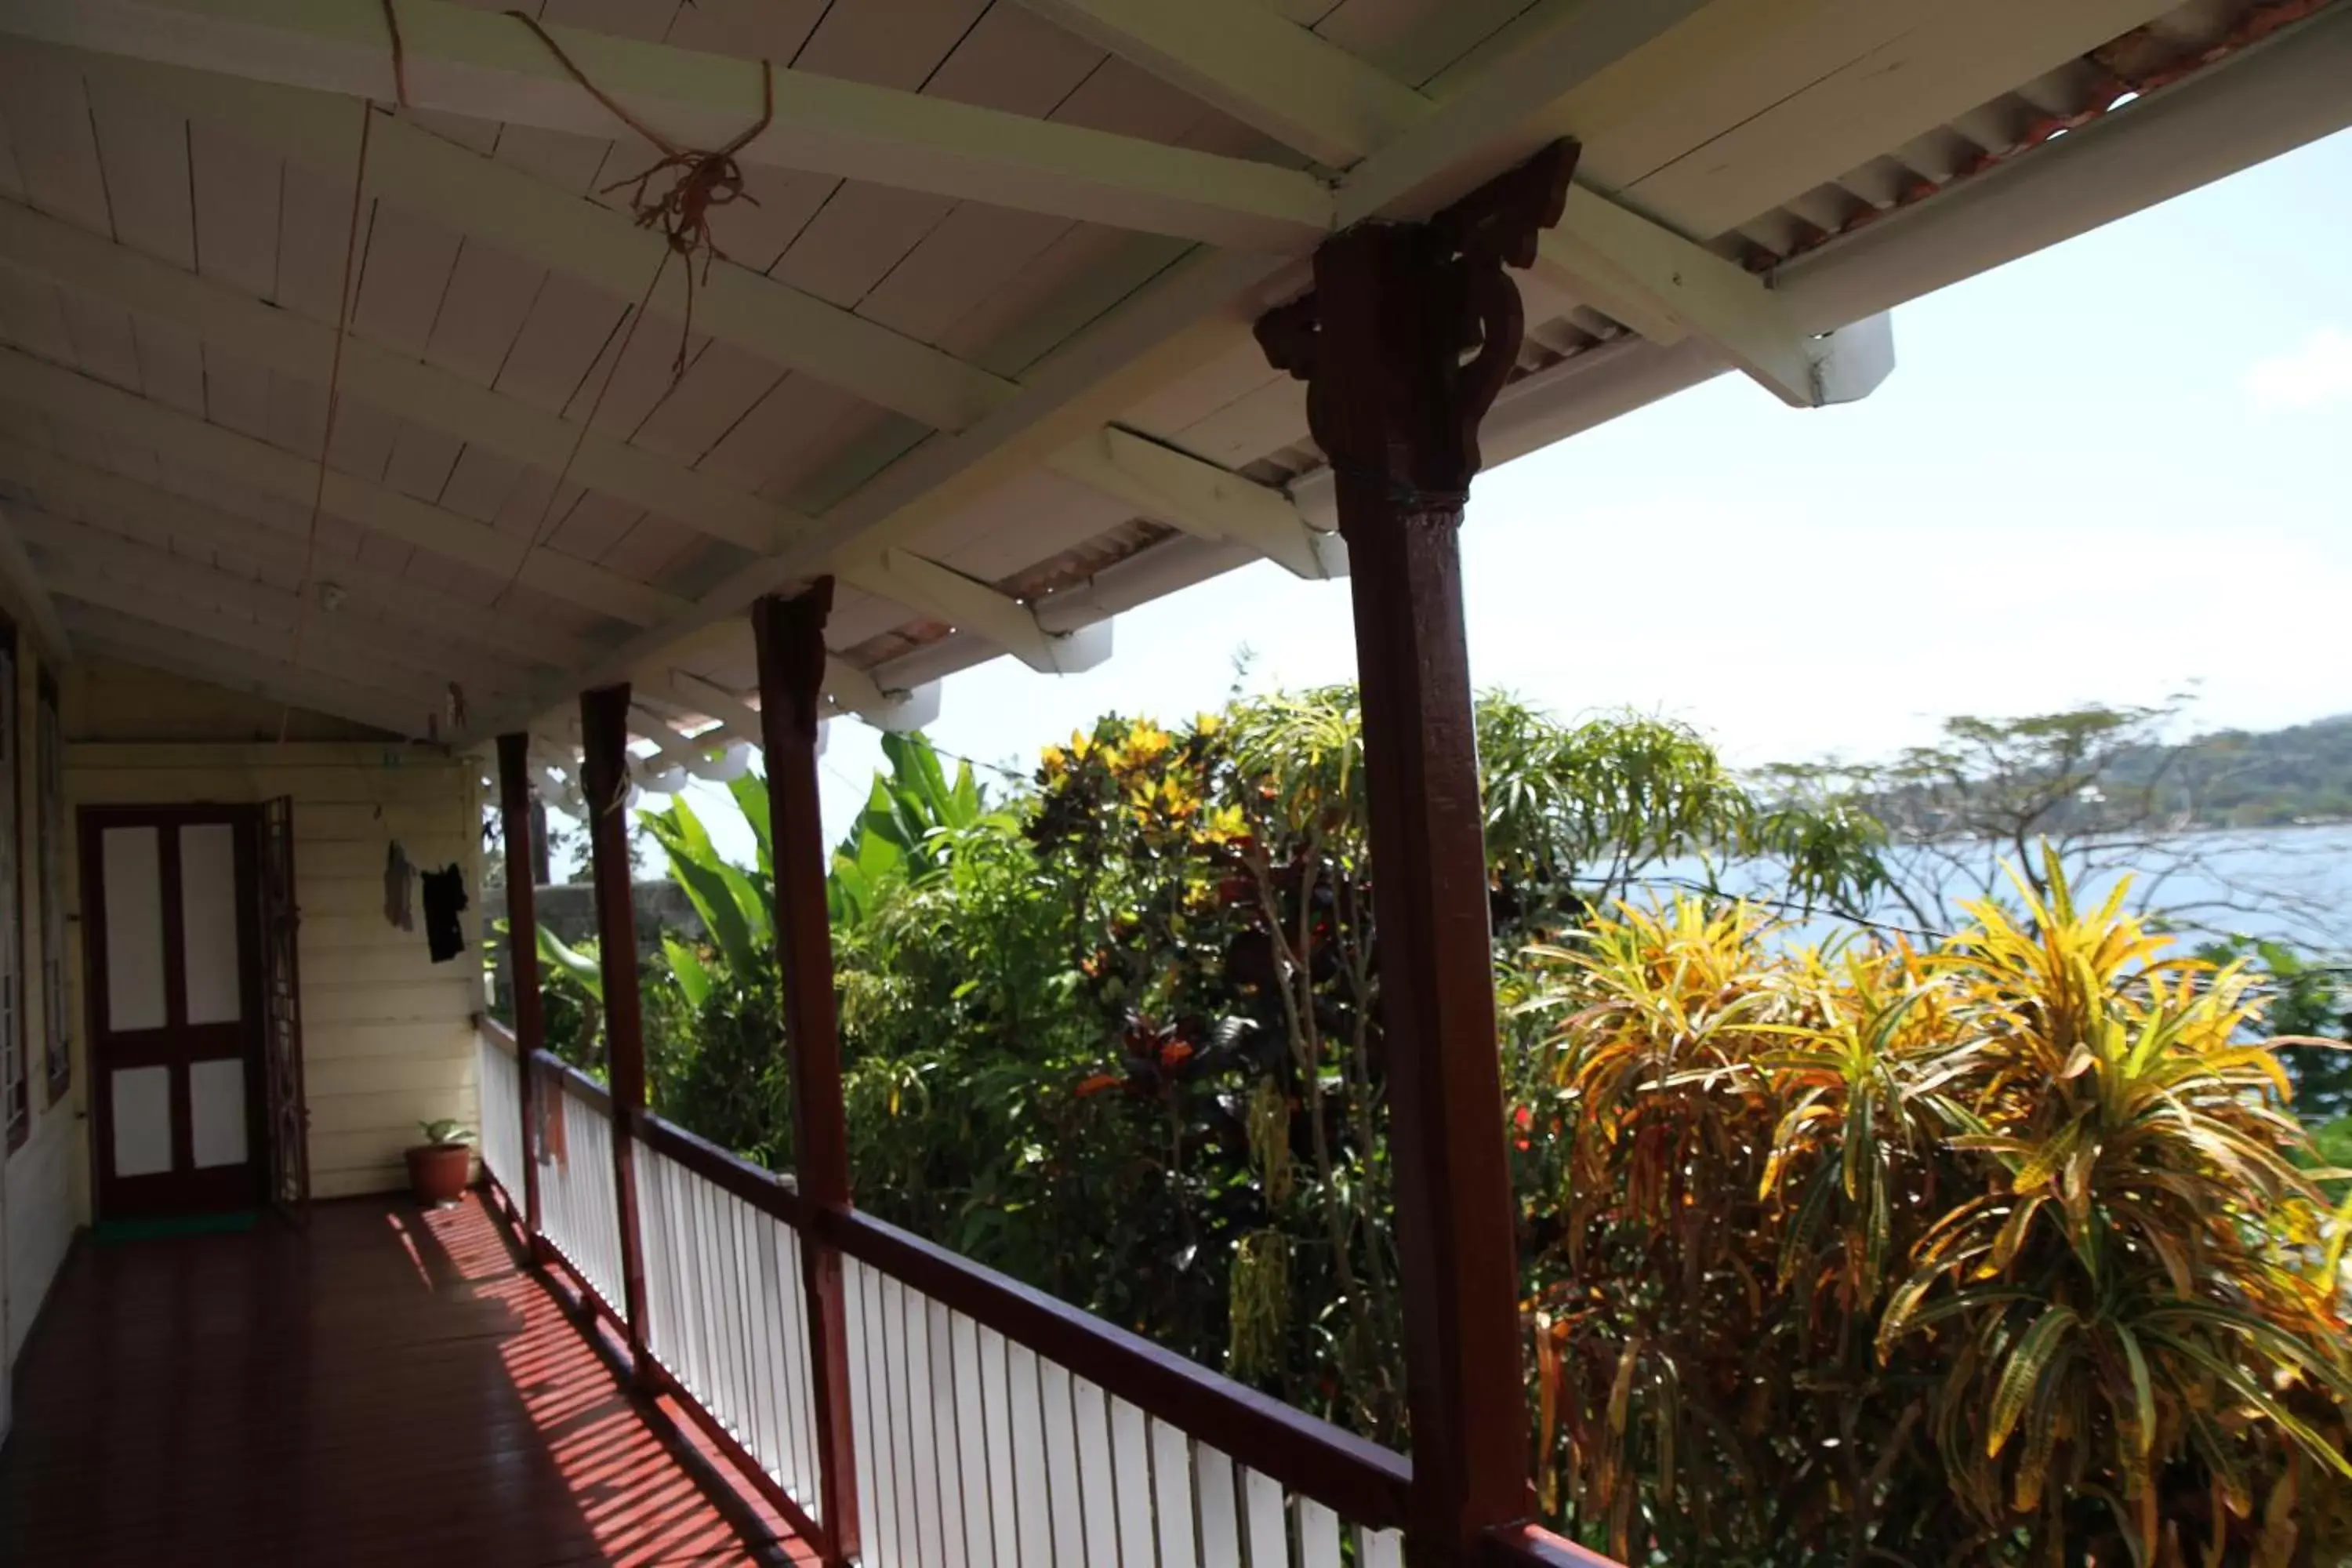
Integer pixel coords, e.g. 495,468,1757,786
65,722,486,1203
4,589,75,1409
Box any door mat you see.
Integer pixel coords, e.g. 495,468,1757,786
94,1211,262,1244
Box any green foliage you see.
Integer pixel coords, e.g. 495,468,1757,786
418,1119,473,1147
535,924,603,1004
2197,935,2352,1122
829,731,996,924
534,695,2349,1561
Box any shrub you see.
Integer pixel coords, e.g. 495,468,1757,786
1514,859,2352,1566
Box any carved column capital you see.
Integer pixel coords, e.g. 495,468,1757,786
1251,141,1577,528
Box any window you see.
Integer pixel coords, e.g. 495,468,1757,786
40,670,66,1104
1,618,22,1148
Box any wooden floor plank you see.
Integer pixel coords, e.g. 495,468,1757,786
0,1195,811,1567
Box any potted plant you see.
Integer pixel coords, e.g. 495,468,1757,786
406,1120,475,1206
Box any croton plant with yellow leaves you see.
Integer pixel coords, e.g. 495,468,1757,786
1508,851,2352,1566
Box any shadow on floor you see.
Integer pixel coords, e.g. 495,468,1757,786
0,1192,791,1567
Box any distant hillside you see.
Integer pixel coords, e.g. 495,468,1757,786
2132,713,2352,826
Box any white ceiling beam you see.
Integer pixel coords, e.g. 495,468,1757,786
0,349,688,627
45,567,456,719
630,700,746,760
1048,426,1343,580
74,53,1020,436
63,608,429,738
0,437,587,670
1010,0,1425,169
0,501,71,660
992,2,1864,408
0,199,802,554
12,0,1334,249
1537,185,1892,408
837,548,1112,676
13,506,538,701
815,659,941,733
659,673,762,751
494,245,1297,737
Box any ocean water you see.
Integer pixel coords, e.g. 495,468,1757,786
1622,823,2352,952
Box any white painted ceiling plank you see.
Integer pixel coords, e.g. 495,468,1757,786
3,202,812,552
0,102,24,201
0,345,687,626
55,290,143,389
82,75,196,267
64,608,429,736
16,504,538,697
0,270,78,362
1011,0,1425,167
186,120,283,299
4,0,1337,247
0,49,114,234
45,564,454,709
82,53,1020,434
0,499,73,657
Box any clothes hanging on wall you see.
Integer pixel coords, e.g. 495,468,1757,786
422,864,469,963
383,840,414,931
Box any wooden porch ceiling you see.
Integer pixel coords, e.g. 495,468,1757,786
0,0,2343,750
0,1195,809,1566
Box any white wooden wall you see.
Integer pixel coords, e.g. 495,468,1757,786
2,595,72,1406
64,723,486,1200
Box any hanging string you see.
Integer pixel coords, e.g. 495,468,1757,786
276,96,380,746
477,13,779,619
507,11,773,378
382,0,409,108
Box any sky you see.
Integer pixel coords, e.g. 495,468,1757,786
686,125,2352,858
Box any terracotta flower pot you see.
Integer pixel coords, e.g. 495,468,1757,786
406,1142,473,1206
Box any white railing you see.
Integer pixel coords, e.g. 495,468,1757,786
638,1134,826,1521
469,1024,1413,1566
833,1241,1406,1568
475,1021,523,1196
536,1067,626,1316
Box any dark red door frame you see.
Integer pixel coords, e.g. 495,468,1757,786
495,732,548,1245
753,582,861,1568
1256,142,1581,1564
78,803,270,1220
579,685,655,1384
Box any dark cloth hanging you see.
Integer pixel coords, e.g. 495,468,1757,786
421,864,470,964
383,840,414,931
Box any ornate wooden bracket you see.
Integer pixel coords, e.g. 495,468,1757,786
1253,140,1578,517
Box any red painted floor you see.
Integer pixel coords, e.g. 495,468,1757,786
0,1194,809,1566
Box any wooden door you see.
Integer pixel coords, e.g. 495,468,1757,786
81,805,267,1219
259,796,310,1220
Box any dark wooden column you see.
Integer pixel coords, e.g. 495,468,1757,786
1256,143,1577,1566
578,684,653,1380
751,581,860,1568
495,731,546,1247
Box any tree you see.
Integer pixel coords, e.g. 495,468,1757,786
1762,699,2344,942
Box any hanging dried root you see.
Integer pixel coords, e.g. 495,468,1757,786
509,11,774,379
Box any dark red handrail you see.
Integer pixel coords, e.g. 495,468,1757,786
627,1103,807,1224
533,1047,612,1113
1482,1523,1628,1566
